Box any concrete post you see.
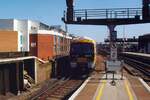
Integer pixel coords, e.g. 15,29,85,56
16,62,20,95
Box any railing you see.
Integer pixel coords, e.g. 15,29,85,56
72,8,142,21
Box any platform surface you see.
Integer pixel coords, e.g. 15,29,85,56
73,73,138,100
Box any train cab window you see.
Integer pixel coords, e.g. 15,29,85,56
70,43,94,55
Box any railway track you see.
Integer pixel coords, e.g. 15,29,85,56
30,78,84,100
123,57,150,81
30,55,104,100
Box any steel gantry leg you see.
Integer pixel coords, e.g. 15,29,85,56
107,25,117,60
107,25,118,86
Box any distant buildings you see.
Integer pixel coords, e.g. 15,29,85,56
0,19,72,60
0,19,73,96
139,34,150,53
104,37,138,52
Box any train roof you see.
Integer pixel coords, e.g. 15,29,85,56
73,36,96,43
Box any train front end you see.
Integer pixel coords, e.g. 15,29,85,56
70,38,96,75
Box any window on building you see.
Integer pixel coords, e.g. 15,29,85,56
54,36,57,45
57,36,61,44
61,37,63,43
20,35,23,45
31,42,36,47
54,44,56,52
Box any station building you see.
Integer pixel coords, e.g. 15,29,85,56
30,29,71,61
0,19,72,96
0,19,72,60
104,37,138,52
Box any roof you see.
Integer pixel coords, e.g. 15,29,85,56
73,36,96,43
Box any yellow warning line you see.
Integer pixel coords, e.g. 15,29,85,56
125,80,134,100
96,80,106,100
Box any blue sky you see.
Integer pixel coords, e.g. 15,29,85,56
0,0,149,42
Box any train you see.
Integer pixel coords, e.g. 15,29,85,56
69,37,96,75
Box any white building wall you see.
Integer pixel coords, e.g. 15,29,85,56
13,20,39,51
28,20,39,52
28,20,39,33
14,19,29,51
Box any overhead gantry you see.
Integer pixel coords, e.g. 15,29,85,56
62,0,150,59
63,0,150,84
63,0,150,25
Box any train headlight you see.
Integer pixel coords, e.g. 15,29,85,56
70,62,77,68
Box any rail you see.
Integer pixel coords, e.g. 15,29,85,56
30,77,83,100
120,53,150,78
30,78,70,100
124,57,150,77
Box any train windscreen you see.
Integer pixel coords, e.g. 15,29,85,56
70,43,94,55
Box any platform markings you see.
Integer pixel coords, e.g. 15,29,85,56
96,80,106,100
93,79,106,100
124,79,134,100
138,77,150,93
68,77,91,100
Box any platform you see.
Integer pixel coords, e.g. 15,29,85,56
69,73,150,100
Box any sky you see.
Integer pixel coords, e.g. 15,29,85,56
0,0,149,42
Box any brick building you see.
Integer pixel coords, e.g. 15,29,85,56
0,19,72,60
